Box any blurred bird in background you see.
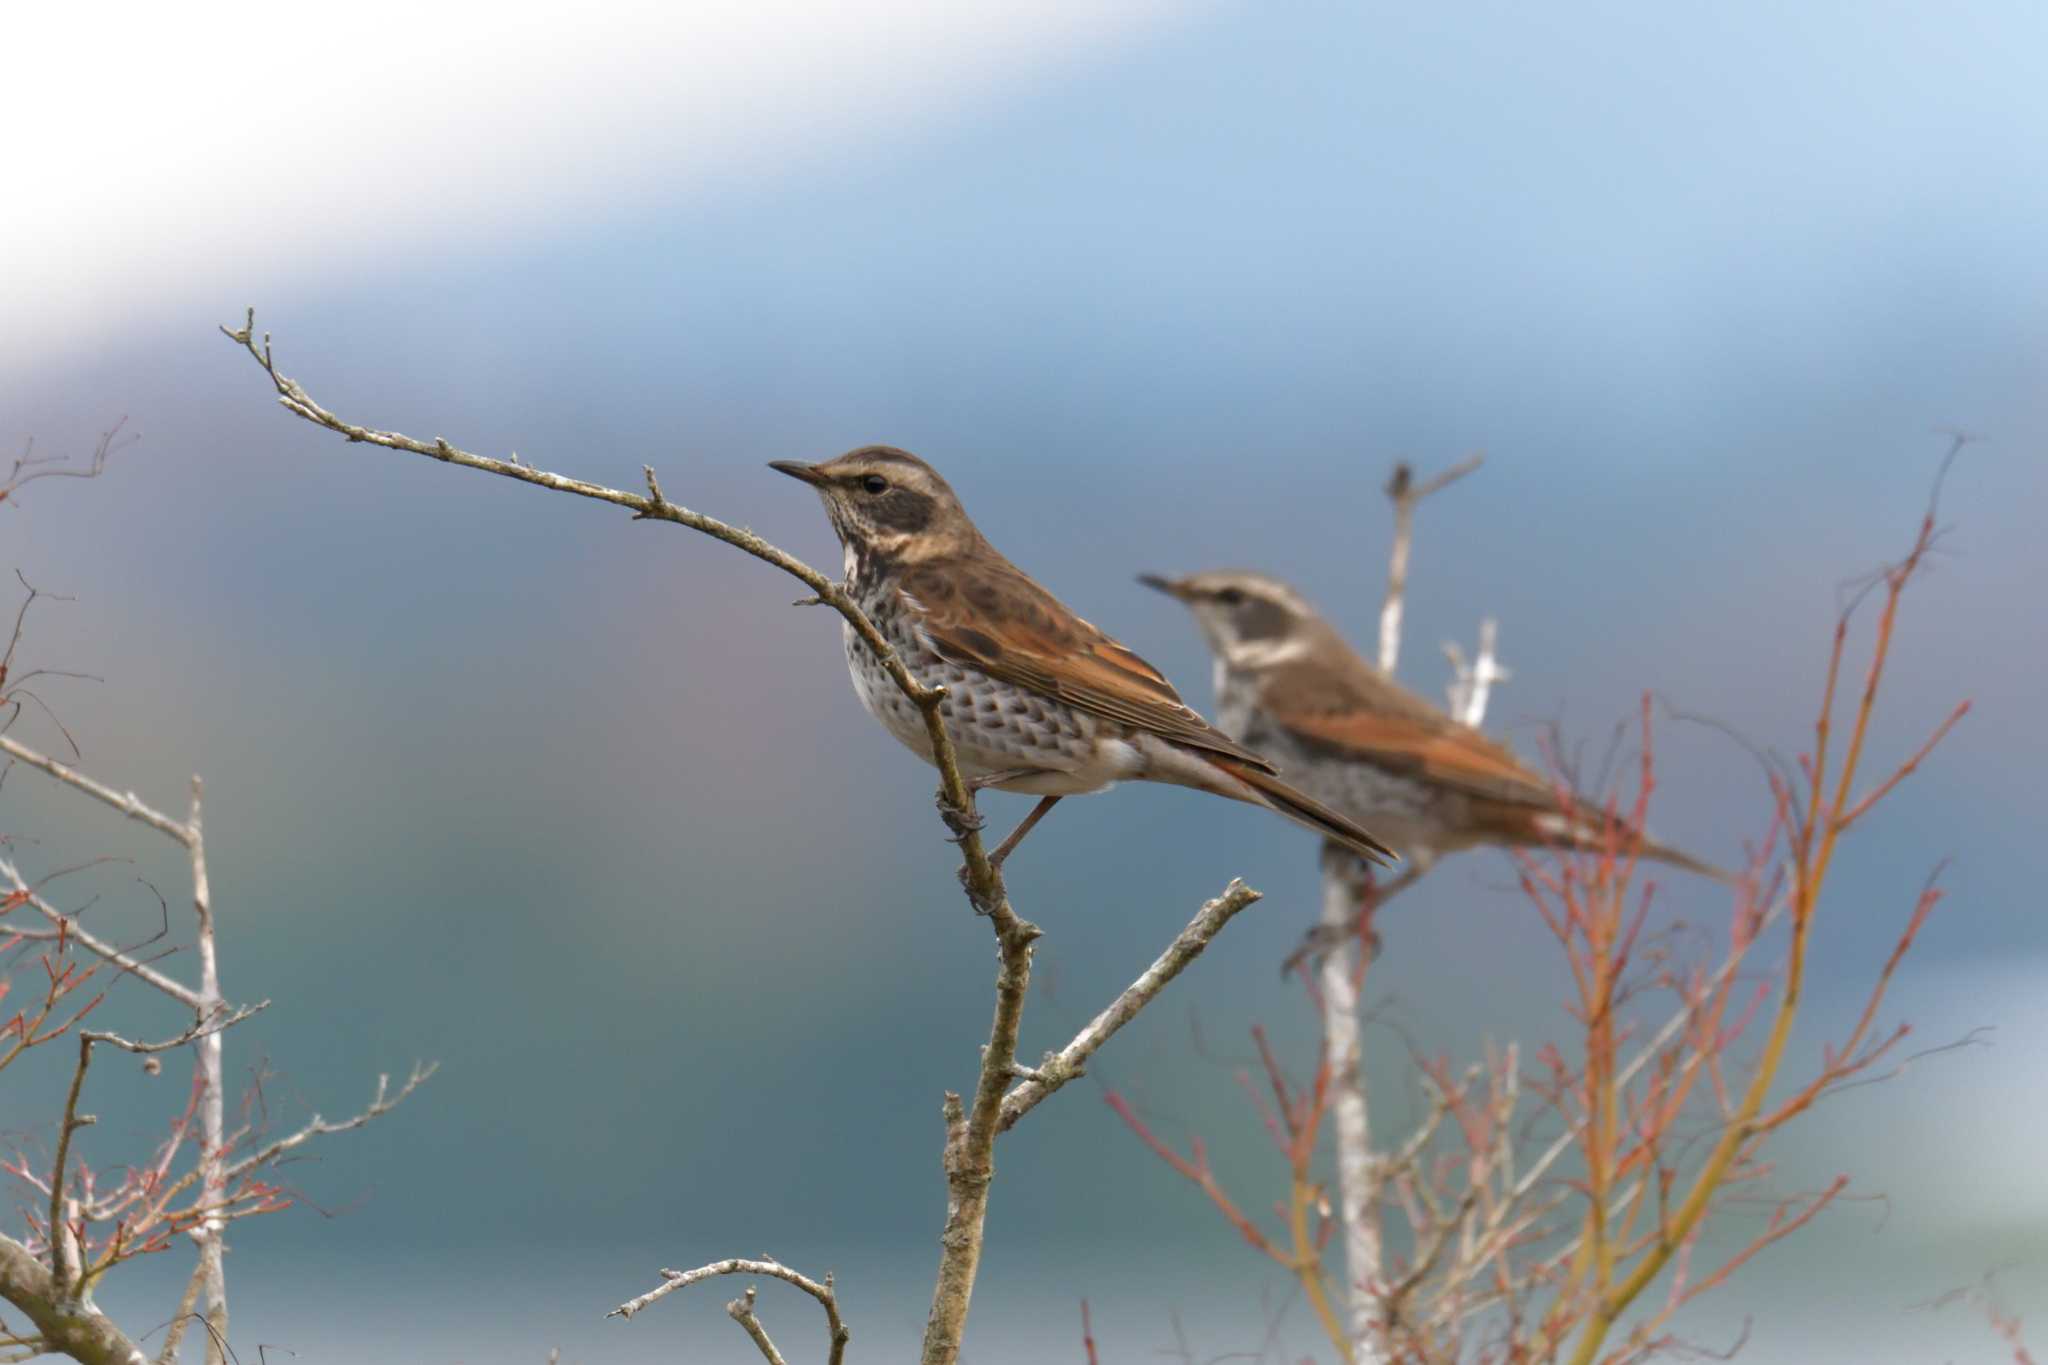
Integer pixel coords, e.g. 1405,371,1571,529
1142,568,1729,910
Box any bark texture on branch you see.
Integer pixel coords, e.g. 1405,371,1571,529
1317,852,1384,1362
0,1234,146,1365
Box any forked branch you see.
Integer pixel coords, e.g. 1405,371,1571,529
609,1258,848,1365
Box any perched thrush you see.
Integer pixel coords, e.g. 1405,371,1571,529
1140,569,1729,891
770,448,1393,867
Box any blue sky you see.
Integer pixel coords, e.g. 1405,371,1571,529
3,3,2044,1361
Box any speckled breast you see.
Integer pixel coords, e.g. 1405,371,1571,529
840,584,1108,784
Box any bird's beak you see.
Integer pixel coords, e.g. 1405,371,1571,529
1137,573,1192,601
768,460,826,486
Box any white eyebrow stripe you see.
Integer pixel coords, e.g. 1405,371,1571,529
1228,637,1313,669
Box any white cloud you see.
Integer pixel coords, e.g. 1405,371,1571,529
2,0,1184,363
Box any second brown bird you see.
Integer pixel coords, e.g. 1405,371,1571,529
1142,569,1729,889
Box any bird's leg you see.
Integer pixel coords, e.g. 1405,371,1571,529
966,767,1046,793
989,795,1063,868
1282,847,1429,977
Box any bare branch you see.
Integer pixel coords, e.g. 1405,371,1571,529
44,1007,265,1306
1377,453,1484,676
1312,451,1491,1361
1442,618,1511,728
725,1286,789,1365
610,1257,849,1365
1506,892,1790,1213
1326,450,1483,1357
217,313,922,705
998,879,1260,1131
0,858,204,1009
218,1063,437,1183
152,1242,211,1365
0,1233,147,1365
0,737,192,848
82,1006,266,1057
180,779,231,1364
0,423,136,511
1316,857,1384,1361
1835,699,1969,831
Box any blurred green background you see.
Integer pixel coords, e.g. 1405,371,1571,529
3,2,2044,1360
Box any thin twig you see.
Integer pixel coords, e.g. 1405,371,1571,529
217,1063,438,1182
0,423,135,509
0,858,205,1010
726,1286,789,1365
0,736,192,847
998,880,1260,1131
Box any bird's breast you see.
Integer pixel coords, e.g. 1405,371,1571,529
836,590,1124,792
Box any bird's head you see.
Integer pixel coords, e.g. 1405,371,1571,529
770,446,978,571
1138,569,1322,670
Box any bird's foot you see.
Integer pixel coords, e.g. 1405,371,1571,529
1279,914,1383,980
935,790,986,844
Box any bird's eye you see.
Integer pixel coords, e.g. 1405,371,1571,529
860,474,889,495
1216,588,1245,607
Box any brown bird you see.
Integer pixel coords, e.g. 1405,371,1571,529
1140,569,1729,895
770,448,1394,867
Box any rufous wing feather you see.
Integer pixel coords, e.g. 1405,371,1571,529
905,560,1277,772
1261,650,1723,878
1272,695,1559,808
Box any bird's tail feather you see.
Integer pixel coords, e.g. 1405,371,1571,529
1208,756,1397,866
1636,835,1739,885
1478,802,1736,885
